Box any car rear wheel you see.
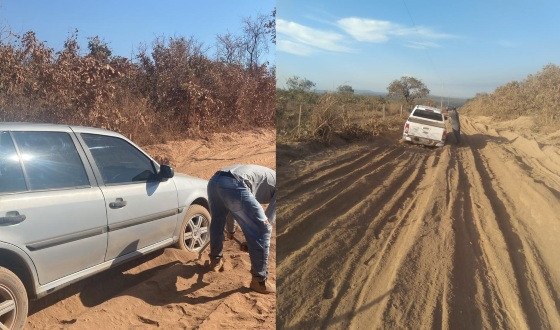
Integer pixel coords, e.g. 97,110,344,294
177,205,211,253
0,267,27,330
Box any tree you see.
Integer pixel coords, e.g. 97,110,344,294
242,14,269,69
387,76,429,104
216,32,243,65
337,84,354,94
265,9,276,44
87,36,112,62
286,76,315,93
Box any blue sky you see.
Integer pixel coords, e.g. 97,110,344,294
277,0,560,98
0,0,274,62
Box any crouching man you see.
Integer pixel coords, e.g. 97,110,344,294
207,164,276,294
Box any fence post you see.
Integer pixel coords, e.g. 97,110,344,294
382,104,386,120
400,104,403,116
297,104,302,137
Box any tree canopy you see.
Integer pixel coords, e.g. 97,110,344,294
87,36,112,62
286,76,315,93
337,84,354,94
387,76,429,104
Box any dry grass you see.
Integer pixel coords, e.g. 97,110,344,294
461,64,560,131
277,90,407,144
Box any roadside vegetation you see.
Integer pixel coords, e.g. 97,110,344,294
0,12,275,145
277,75,432,144
461,64,560,131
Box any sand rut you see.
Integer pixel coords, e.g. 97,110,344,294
277,116,560,329
277,148,412,263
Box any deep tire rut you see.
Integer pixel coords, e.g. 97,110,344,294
277,116,560,329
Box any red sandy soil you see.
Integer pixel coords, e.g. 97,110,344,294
25,129,276,329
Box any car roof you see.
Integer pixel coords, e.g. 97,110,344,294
0,122,124,138
413,105,442,114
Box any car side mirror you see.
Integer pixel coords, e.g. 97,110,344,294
159,164,174,181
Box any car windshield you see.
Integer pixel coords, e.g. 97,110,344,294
412,109,443,121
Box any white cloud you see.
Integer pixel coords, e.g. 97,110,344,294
277,19,351,54
337,17,456,43
337,18,396,42
277,40,314,56
394,26,455,39
404,41,441,49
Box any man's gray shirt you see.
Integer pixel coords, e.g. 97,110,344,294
221,164,276,223
449,109,460,130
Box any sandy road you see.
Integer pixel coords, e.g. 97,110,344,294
277,117,560,329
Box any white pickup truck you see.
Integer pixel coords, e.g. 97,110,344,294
402,105,447,147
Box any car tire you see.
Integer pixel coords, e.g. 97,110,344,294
0,267,28,330
176,205,211,253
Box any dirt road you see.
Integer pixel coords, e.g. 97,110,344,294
277,117,560,329
26,129,276,329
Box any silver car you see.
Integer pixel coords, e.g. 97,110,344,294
0,123,211,329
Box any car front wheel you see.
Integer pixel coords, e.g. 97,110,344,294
177,205,211,253
0,267,27,330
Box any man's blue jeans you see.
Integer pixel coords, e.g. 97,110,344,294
208,172,272,281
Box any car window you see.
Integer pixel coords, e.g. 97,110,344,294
0,131,28,193
81,134,156,184
412,109,443,121
12,131,90,190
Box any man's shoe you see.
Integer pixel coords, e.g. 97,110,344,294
250,277,275,294
209,257,224,272
226,231,234,240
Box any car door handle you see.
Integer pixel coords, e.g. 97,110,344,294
109,198,127,209
0,211,26,225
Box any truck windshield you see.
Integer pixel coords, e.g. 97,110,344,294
412,109,443,121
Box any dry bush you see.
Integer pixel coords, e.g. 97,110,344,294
276,88,320,138
310,94,344,141
278,87,406,144
462,64,560,129
308,93,403,144
364,115,404,135
0,24,274,145
337,123,374,141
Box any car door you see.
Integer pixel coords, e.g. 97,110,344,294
0,129,107,285
78,133,179,261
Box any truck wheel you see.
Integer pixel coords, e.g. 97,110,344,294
176,205,211,253
0,267,27,330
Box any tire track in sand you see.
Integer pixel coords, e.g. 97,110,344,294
277,116,560,329
320,152,435,329
278,147,396,235
464,124,560,328
278,145,434,328
277,147,411,264
279,146,381,197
